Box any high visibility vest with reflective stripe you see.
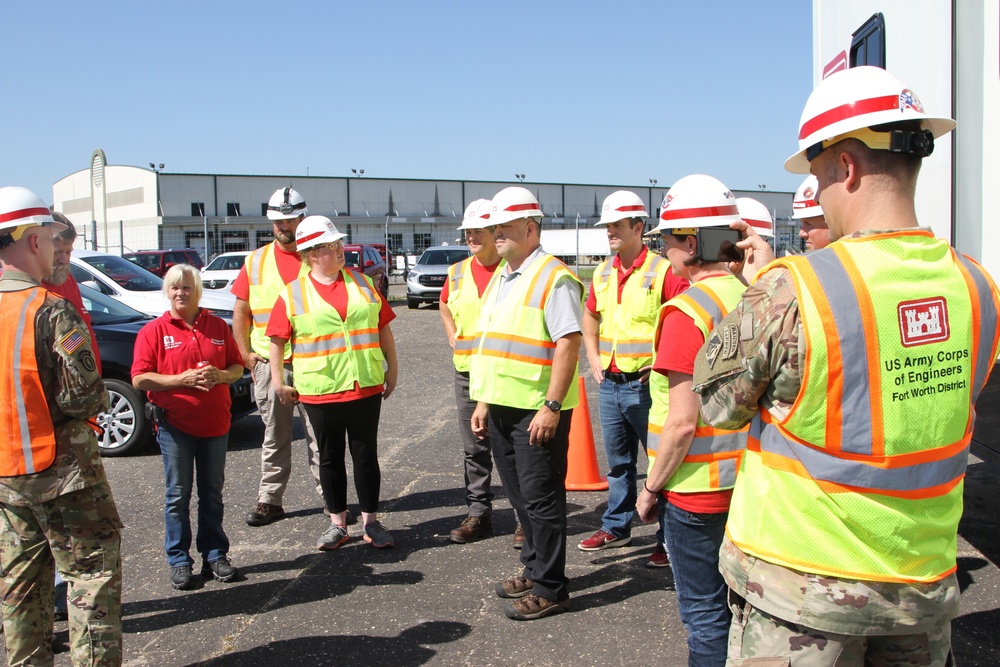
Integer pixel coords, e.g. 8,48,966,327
246,243,309,359
446,257,496,373
647,275,748,492
282,271,385,396
0,288,57,476
728,231,1000,583
593,251,669,373
469,254,582,410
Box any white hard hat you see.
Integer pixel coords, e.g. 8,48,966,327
490,186,543,226
294,215,347,251
785,66,956,174
648,174,742,235
791,175,825,220
265,186,308,220
596,190,648,226
458,198,493,230
735,197,774,238
0,187,65,246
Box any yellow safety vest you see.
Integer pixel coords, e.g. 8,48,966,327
647,274,748,492
446,257,497,373
245,242,309,359
469,254,582,410
280,270,385,396
592,250,670,373
728,231,1000,583
0,288,57,476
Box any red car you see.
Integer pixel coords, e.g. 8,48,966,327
123,249,204,277
343,244,389,298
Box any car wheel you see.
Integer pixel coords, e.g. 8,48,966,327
407,296,419,309
96,378,151,456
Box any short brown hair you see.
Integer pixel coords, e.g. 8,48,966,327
50,211,78,243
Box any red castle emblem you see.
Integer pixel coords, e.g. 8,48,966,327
898,297,949,347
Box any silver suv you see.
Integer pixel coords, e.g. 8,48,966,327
405,245,471,309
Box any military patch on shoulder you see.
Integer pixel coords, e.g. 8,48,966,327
59,329,85,355
721,322,740,360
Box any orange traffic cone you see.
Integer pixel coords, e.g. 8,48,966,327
565,375,608,491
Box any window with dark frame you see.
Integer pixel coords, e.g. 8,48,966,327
191,202,205,217
226,202,241,217
850,13,886,69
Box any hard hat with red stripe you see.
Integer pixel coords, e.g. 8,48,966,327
266,186,308,221
0,187,65,248
785,66,955,174
791,175,825,220
294,215,347,251
735,197,774,238
490,186,544,226
648,174,742,235
458,198,493,230
596,190,648,226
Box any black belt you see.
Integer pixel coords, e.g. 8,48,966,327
605,370,644,384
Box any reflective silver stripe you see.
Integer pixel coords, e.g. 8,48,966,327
13,290,38,473
956,254,999,402
680,284,724,324
804,251,873,455
249,246,268,284
293,335,347,355
352,274,377,302
478,335,554,363
252,312,269,326
640,254,665,290
351,332,380,347
449,261,465,295
526,258,567,309
716,459,738,488
614,341,653,356
647,430,660,453
756,421,967,491
599,262,613,281
289,280,306,316
687,431,747,456
454,338,476,352
599,339,613,354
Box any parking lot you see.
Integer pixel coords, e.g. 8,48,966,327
12,286,1000,666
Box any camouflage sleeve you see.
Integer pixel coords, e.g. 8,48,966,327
38,296,110,421
692,268,803,429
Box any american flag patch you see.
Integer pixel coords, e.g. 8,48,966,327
59,329,86,355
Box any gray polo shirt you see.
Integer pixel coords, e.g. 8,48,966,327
494,245,583,342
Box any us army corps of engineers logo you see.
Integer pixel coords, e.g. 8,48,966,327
898,297,949,347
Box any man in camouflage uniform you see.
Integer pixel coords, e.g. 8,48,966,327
693,68,999,666
0,187,123,666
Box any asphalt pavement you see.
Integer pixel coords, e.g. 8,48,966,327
11,284,1000,666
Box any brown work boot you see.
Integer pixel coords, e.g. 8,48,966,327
503,593,570,620
512,522,524,550
495,574,534,599
245,502,284,527
450,515,493,544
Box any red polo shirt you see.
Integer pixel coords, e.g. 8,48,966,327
267,271,395,404
132,309,244,437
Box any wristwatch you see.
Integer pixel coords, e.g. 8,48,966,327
544,399,562,412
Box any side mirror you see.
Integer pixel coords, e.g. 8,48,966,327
364,259,374,268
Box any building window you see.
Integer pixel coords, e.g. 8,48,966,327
414,233,432,252
388,233,403,253
850,13,886,68
226,202,241,217
191,202,205,217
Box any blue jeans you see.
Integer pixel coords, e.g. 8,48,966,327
597,377,663,544
662,501,730,667
158,422,230,567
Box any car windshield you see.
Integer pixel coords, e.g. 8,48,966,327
206,254,247,271
125,254,159,270
344,251,361,267
81,255,162,291
418,249,470,265
77,284,150,325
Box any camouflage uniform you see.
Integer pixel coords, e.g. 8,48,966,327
0,269,123,666
692,230,958,667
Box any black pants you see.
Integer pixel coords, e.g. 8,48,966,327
488,404,573,602
303,394,382,514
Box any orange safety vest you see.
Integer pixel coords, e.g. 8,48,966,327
0,287,57,476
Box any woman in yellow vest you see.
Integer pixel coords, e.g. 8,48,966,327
635,175,750,667
266,216,399,550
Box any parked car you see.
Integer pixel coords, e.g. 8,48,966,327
80,284,255,456
343,244,390,298
70,249,235,319
123,248,204,277
201,250,251,291
405,245,472,309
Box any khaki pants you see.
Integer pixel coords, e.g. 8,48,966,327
252,359,322,506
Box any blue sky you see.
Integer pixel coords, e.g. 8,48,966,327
3,1,813,202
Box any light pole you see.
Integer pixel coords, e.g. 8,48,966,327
515,173,525,183
352,168,365,177
648,179,658,219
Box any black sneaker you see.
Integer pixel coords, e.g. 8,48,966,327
202,558,239,583
170,565,195,590
246,502,284,526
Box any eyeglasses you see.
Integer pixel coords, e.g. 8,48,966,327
311,241,344,252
